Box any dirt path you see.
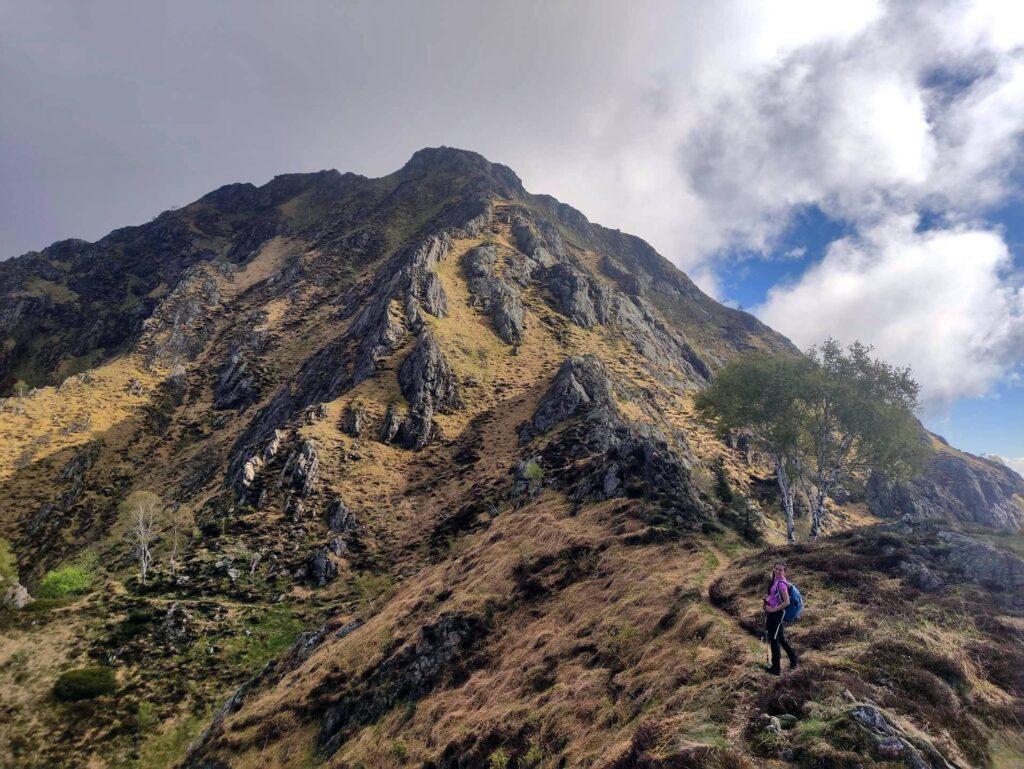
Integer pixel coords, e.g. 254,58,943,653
699,538,766,749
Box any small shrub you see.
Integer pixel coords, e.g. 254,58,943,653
522,743,544,767
488,749,510,769
36,564,94,599
53,666,117,701
0,538,17,585
713,457,734,503
391,739,409,763
521,460,543,483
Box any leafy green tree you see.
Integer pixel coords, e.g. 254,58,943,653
803,340,924,537
695,352,813,542
696,342,923,541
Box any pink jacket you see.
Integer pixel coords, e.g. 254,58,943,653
765,577,789,611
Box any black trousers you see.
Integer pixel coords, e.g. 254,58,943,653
766,610,797,671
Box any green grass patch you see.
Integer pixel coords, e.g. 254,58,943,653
349,571,396,608
53,666,117,701
222,608,305,671
22,597,71,612
134,711,209,769
36,565,94,599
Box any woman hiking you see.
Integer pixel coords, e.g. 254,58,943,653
764,560,799,676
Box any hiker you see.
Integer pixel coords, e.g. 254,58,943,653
763,560,799,676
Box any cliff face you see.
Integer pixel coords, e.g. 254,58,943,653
869,438,1024,529
0,148,1021,769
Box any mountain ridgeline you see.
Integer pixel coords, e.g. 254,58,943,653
0,148,1021,769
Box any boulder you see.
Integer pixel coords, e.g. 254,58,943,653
326,498,357,534
158,602,197,648
307,548,338,588
339,403,365,438
2,581,31,609
847,703,959,769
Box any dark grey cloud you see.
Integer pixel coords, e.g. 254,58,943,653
1,0,657,257
3,0,1024,412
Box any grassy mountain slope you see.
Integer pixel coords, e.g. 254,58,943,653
0,148,1021,769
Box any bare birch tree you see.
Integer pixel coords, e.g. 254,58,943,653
124,490,162,585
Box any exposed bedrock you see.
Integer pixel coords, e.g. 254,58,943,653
279,438,320,498
462,244,525,344
392,331,460,450
518,355,708,528
517,355,614,445
317,611,490,757
545,262,612,329
140,265,222,365
869,444,1024,529
226,233,456,491
212,351,260,411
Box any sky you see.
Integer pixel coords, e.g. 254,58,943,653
1,0,1022,472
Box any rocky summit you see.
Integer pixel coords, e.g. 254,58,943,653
0,148,1022,769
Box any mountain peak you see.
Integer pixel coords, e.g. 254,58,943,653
398,145,526,194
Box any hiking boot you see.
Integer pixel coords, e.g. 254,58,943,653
789,658,799,670
763,665,781,676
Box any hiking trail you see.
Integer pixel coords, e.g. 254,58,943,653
700,538,766,748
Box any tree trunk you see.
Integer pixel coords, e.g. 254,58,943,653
810,489,828,539
774,455,796,543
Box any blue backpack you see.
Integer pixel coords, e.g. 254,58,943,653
784,583,804,622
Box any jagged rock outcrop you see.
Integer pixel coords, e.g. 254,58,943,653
279,439,320,498
318,611,490,757
511,216,563,267
391,331,459,449
380,402,403,444
339,403,365,438
306,547,338,587
234,429,283,497
212,351,260,411
325,498,357,534
212,323,270,412
934,530,1024,591
225,231,467,489
869,443,1024,529
140,265,222,365
517,355,615,444
546,262,612,329
519,355,707,528
463,244,525,344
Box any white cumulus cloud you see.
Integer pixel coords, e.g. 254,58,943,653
756,215,1024,407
